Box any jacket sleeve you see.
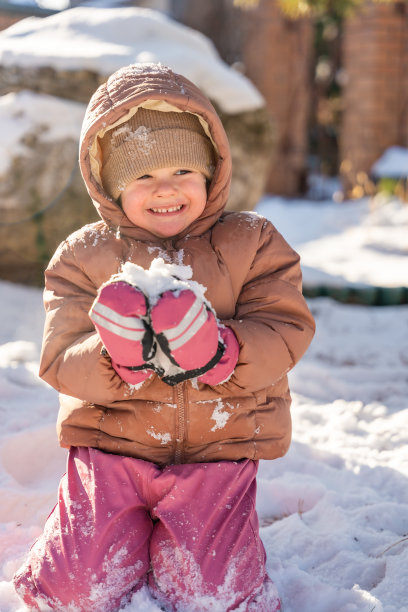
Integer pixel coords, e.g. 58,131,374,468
219,221,315,394
38,239,148,405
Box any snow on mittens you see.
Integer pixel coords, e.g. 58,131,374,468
89,258,239,386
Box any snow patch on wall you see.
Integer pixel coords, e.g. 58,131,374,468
0,7,264,114
0,90,85,174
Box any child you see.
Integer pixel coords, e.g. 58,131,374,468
13,63,315,611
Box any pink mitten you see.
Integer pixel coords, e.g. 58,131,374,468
90,281,157,382
198,327,239,386
150,289,224,383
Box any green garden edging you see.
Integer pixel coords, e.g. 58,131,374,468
303,285,408,306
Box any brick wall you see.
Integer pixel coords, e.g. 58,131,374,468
242,1,313,196
0,13,23,31
340,2,408,195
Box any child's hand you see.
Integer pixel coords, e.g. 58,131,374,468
150,289,221,373
90,281,240,387
197,326,240,386
90,281,157,382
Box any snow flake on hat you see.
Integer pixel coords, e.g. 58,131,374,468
111,124,156,156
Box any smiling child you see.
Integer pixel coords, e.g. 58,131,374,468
13,63,315,612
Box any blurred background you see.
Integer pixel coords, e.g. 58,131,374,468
0,0,407,295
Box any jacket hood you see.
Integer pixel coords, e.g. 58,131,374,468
79,63,232,242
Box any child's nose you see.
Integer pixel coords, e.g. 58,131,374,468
154,178,177,196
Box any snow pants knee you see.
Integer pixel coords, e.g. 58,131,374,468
13,447,280,611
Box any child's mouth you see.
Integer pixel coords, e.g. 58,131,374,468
150,204,184,214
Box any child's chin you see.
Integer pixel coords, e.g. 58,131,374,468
151,221,187,238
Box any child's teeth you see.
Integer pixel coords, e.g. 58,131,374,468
152,205,182,213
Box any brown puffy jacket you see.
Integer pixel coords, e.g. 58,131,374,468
39,64,315,465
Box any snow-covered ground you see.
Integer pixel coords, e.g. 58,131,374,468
0,193,407,612
257,194,408,291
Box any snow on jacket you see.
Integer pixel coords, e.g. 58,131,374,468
39,63,315,465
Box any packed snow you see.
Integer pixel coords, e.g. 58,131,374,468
257,195,408,290
116,258,206,305
0,192,407,611
0,90,85,175
0,6,264,113
371,146,408,180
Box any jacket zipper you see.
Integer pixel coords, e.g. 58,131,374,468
174,382,186,464
164,239,185,464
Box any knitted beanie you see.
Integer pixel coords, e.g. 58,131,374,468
100,108,216,200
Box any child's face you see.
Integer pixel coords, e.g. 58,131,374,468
121,167,207,238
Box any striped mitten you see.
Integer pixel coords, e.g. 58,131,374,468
89,281,157,384
150,289,224,383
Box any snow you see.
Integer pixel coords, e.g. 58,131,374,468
0,6,264,113
371,146,408,180
1,193,408,610
209,399,232,432
146,427,171,446
116,257,203,305
0,90,85,174
112,123,156,156
257,195,408,289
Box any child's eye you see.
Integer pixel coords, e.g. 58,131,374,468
137,174,152,180
175,169,191,176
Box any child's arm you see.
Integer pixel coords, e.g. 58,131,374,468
212,220,315,393
39,239,153,404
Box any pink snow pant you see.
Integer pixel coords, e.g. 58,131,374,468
13,447,280,612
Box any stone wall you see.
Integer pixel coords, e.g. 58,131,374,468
340,2,408,195
0,65,106,103
0,136,97,285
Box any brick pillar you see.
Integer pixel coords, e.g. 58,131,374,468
0,14,23,31
340,2,408,195
403,10,408,149
242,1,313,196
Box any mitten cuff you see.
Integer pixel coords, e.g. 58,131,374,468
111,360,153,385
161,340,225,386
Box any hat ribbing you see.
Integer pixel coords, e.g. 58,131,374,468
100,108,216,200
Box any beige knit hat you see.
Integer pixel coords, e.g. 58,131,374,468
100,108,216,200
